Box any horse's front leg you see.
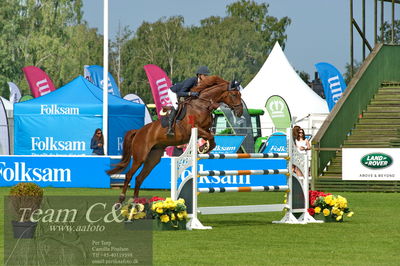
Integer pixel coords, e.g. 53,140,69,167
197,128,216,153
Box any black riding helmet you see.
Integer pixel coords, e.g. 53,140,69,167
196,66,210,75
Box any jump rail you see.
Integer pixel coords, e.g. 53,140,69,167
171,127,320,230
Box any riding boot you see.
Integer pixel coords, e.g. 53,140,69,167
167,108,176,136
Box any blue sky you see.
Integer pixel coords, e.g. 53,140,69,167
82,0,393,78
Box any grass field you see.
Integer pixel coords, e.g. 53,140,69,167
0,187,399,265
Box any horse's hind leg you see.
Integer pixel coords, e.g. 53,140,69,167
133,148,164,198
118,161,142,204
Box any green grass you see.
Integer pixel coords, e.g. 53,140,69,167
0,187,399,265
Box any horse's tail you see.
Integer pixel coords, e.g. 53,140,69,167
106,129,137,176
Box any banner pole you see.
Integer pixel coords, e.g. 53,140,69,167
103,0,109,155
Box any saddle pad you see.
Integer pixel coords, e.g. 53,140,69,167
159,104,187,128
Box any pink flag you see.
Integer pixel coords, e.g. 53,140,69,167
22,66,56,98
143,64,173,119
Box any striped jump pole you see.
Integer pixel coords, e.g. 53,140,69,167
198,185,289,193
198,169,289,177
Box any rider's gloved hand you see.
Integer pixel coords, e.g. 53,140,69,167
189,92,199,97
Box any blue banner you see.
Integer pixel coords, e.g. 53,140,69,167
315,62,347,111
260,132,287,153
211,136,245,154
113,157,288,189
0,156,110,188
85,65,121,97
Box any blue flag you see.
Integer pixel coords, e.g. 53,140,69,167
84,65,121,97
315,62,347,111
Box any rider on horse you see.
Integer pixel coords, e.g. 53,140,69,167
167,66,211,136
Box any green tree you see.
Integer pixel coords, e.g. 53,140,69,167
378,20,400,44
226,0,291,53
0,0,99,97
120,16,186,101
111,24,133,90
120,1,291,103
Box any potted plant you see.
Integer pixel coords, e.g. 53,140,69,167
150,197,188,230
9,182,43,238
308,190,354,222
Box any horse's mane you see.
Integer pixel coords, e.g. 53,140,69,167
191,75,228,93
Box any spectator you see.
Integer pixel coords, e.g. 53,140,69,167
91,128,104,155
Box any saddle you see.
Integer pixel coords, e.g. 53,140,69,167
160,103,187,128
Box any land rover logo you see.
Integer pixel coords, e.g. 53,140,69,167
361,153,393,169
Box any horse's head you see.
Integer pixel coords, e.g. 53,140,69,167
192,76,244,117
221,83,243,117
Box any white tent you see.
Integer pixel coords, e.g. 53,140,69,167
0,97,13,118
242,42,329,136
0,97,13,154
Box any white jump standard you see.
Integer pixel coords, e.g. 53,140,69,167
170,127,320,230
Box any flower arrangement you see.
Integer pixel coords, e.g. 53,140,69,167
150,197,188,225
10,182,44,222
120,196,165,221
120,199,147,221
308,190,354,222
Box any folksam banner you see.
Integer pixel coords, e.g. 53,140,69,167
265,95,291,131
143,64,173,119
0,156,110,187
315,62,347,111
84,65,121,97
22,66,56,98
261,132,287,153
211,135,245,154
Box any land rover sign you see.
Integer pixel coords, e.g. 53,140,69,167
343,148,400,181
361,153,393,169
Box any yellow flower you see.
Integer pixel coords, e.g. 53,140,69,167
177,198,185,204
156,207,164,214
177,211,187,220
323,208,330,216
332,207,340,215
330,198,337,207
154,202,163,209
165,197,173,203
337,196,348,208
160,214,170,223
314,207,321,213
324,195,333,205
120,209,128,217
347,212,354,218
336,215,343,221
170,213,176,221
133,212,146,220
168,202,177,209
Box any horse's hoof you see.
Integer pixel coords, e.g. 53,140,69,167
113,202,122,210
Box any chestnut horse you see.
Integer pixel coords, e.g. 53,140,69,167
107,76,243,203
